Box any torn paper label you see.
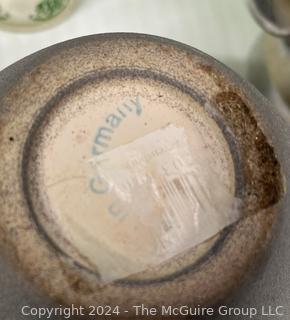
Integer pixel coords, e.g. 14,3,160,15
79,124,241,282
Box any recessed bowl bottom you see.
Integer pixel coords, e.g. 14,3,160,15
24,69,237,283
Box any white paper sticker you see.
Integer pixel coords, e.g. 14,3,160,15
87,124,241,281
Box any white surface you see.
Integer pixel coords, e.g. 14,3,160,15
0,0,261,78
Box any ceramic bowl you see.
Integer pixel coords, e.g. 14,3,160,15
0,0,74,31
0,33,285,315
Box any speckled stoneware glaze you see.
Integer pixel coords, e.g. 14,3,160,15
0,33,285,316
